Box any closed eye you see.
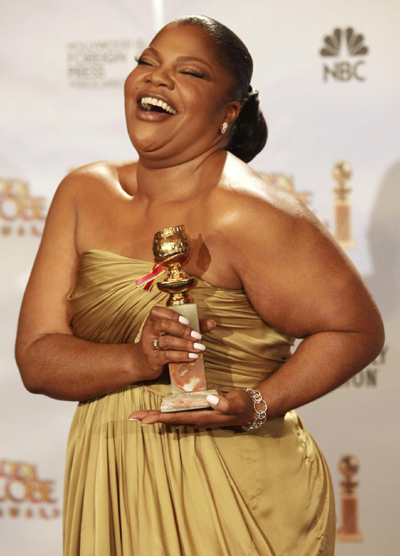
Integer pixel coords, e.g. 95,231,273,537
134,56,205,79
134,56,153,67
180,69,205,79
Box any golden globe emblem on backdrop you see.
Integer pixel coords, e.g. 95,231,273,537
153,225,218,412
337,454,363,542
333,161,356,249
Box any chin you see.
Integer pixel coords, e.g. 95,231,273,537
128,127,162,154
128,124,182,160
132,140,169,160
134,138,166,155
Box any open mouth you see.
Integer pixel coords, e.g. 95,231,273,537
138,96,177,115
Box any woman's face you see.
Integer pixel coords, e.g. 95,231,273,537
124,24,240,163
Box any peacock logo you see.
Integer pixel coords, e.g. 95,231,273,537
320,28,369,57
320,27,369,81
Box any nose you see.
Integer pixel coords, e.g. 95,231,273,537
145,66,174,89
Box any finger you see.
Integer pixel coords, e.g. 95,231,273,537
199,319,216,334
206,392,247,415
140,409,236,428
155,349,203,363
153,318,202,341
147,305,190,326
128,410,160,421
156,334,206,353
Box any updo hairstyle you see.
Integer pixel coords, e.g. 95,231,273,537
172,15,268,163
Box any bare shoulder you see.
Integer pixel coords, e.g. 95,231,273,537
216,153,321,240
58,159,138,201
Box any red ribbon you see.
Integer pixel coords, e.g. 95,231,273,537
135,264,165,291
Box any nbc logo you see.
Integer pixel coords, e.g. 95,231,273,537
320,27,369,82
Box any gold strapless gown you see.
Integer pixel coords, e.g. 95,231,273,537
64,249,335,556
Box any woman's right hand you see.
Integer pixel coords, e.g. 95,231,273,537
133,306,214,381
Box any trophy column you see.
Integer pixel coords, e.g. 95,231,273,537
153,225,218,413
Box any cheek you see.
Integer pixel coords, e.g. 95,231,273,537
124,70,139,99
183,85,222,122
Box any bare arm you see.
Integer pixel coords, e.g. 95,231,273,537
15,171,140,401
232,189,385,419
15,170,208,401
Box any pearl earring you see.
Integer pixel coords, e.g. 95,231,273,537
220,122,228,135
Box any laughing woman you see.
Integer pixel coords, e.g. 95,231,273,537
16,15,384,556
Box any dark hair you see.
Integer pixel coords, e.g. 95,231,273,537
171,15,268,163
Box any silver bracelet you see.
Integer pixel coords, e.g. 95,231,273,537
240,388,268,431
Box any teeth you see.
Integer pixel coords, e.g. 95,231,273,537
140,96,177,114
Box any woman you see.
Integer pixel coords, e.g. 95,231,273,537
16,15,384,556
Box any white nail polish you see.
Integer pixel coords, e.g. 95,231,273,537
188,353,199,359
190,330,202,340
207,394,219,405
179,315,190,325
193,342,206,351
128,418,139,421
141,423,151,426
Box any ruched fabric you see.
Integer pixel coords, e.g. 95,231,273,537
63,249,335,556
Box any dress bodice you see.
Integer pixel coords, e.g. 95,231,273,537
67,249,293,394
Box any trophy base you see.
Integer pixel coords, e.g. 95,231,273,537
337,238,357,250
337,530,363,542
161,390,219,413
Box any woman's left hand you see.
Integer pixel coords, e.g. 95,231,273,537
128,390,257,429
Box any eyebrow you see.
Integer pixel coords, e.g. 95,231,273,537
145,48,213,72
175,55,212,69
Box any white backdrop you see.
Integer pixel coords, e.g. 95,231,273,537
1,1,399,554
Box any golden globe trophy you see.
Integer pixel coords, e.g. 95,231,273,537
333,161,356,249
337,454,363,542
153,225,218,413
